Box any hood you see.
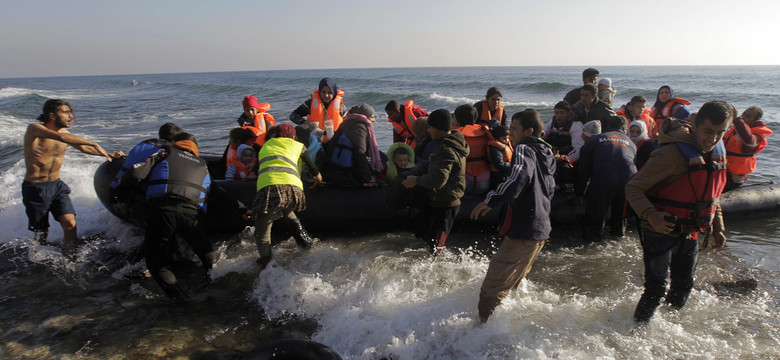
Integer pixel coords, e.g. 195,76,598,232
439,130,470,158
520,136,556,175
387,142,416,167
657,117,695,146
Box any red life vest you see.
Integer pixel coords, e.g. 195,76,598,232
487,139,513,172
650,97,691,120
390,100,419,147
455,124,491,177
475,100,504,122
309,89,345,143
722,123,772,175
648,141,727,235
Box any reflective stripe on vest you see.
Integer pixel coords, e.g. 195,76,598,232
256,137,305,190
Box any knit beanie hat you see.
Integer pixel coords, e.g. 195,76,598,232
348,103,375,118
242,95,260,110
427,109,453,131
582,120,602,137
454,104,477,126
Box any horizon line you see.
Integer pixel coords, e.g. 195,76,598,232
2,64,779,81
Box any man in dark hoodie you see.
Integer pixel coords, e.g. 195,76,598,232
471,108,556,323
402,109,469,257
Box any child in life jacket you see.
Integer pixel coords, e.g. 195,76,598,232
385,142,415,183
226,144,258,180
487,125,513,189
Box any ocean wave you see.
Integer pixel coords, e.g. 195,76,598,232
519,82,570,92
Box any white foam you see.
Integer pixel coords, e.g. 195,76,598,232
250,237,780,359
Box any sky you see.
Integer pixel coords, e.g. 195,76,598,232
1,0,779,78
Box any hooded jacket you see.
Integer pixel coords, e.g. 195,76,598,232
484,136,556,240
625,118,725,233
413,130,470,207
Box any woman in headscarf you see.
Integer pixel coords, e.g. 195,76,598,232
649,85,691,136
629,120,655,170
251,124,323,269
323,103,385,187
289,78,347,143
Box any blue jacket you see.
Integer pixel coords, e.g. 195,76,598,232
484,137,556,240
575,131,637,196
110,138,169,189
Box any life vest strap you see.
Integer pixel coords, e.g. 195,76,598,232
146,179,207,202
466,156,487,162
726,151,756,158
257,166,300,178
647,195,718,212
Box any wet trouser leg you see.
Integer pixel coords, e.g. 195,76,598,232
144,209,188,300
608,187,627,237
254,205,296,259
666,238,699,309
634,229,698,323
583,189,611,244
478,237,547,322
416,204,459,256
179,212,216,270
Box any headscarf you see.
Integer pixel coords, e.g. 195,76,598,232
318,78,339,105
344,108,384,174
629,120,650,145
276,124,296,139
652,85,673,113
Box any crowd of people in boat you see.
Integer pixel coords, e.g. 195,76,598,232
21,66,773,325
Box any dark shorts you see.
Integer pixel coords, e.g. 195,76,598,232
21,179,76,231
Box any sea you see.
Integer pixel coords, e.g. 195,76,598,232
0,66,778,359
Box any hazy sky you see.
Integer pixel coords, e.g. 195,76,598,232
1,0,778,78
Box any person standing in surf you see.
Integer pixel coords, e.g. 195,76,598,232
471,109,556,323
626,100,731,324
402,109,469,257
22,99,123,258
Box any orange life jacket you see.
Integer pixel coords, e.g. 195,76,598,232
648,142,727,237
722,123,772,175
487,139,513,172
616,107,655,139
455,124,491,177
476,100,504,122
245,112,274,145
650,97,691,120
226,150,257,180
308,89,345,143
390,100,418,147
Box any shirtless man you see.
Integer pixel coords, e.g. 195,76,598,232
23,99,123,257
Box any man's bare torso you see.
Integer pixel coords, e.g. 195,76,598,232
24,125,69,182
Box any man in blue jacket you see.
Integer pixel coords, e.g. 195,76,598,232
575,115,637,244
471,108,556,323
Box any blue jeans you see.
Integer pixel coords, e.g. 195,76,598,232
633,229,699,323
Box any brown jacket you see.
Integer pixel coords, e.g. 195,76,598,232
625,118,724,233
